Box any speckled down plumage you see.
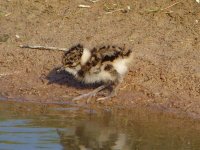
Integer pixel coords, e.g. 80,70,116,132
62,44,133,85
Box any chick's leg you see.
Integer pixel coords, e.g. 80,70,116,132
96,82,120,101
97,75,123,101
72,84,109,101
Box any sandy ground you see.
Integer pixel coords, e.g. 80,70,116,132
0,0,200,119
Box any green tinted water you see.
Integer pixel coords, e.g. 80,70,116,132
0,101,200,150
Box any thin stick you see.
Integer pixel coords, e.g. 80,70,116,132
105,8,125,14
160,1,181,11
0,71,21,77
19,44,69,52
89,0,100,3
78,5,91,8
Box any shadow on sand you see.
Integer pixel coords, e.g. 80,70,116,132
46,67,102,90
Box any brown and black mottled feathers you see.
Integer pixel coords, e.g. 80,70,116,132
61,44,133,83
62,44,84,66
92,45,132,62
62,44,132,67
77,45,132,76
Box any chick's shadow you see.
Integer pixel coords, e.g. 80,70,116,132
46,67,102,89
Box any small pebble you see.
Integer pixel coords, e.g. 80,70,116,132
15,35,20,39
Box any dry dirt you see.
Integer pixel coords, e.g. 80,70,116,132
0,0,200,119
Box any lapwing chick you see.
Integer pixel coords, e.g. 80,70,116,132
61,44,133,101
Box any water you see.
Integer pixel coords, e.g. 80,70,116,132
0,101,200,150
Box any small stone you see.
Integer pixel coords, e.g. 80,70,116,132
15,34,20,39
